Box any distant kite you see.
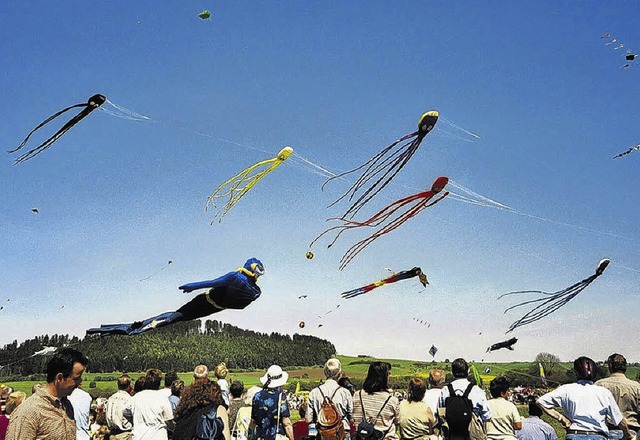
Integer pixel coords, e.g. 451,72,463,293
484,366,492,374
32,346,57,357
9,94,106,164
341,267,428,299
199,10,211,19
305,251,314,260
323,111,439,219
500,259,610,333
31,208,39,214
298,295,308,299
140,260,173,281
206,146,293,223
311,176,449,270
298,321,305,328
613,144,640,159
486,337,518,353
429,344,438,358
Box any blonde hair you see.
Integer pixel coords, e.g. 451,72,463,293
5,391,26,415
214,362,228,379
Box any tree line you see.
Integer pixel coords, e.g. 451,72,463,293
0,319,336,379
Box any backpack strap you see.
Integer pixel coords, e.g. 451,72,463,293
372,394,392,425
462,383,474,399
447,384,456,398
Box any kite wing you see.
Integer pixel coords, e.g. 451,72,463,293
341,266,427,299
179,271,238,293
10,94,106,164
206,146,293,223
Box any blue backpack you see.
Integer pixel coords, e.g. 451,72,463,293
196,405,225,440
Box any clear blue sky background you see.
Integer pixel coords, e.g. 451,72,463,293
1,1,639,363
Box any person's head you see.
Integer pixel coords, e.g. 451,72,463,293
451,358,468,379
260,365,288,389
239,258,265,280
298,401,307,419
5,391,26,415
338,377,355,395
324,358,343,381
145,368,163,390
607,353,627,374
171,380,185,397
164,371,178,388
193,364,209,381
214,362,228,379
46,348,89,398
230,380,244,398
362,361,390,394
574,356,598,382
489,377,511,398
528,401,543,417
428,369,445,389
89,408,98,424
174,379,223,419
407,378,427,402
117,374,132,391
133,376,146,393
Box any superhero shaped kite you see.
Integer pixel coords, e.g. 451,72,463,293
206,146,293,223
341,267,428,299
311,176,449,270
486,337,518,353
87,258,264,336
9,94,106,164
323,111,439,219
500,258,610,333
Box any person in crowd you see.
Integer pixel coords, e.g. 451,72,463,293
596,353,640,439
169,380,185,414
69,385,93,440
194,364,210,382
6,347,89,440
124,368,175,440
439,358,492,422
133,376,146,394
106,374,133,440
352,361,400,440
293,402,309,440
307,358,353,440
216,362,231,408
162,372,179,398
537,356,634,440
0,391,26,440
397,377,435,440
251,365,294,440
173,379,230,440
516,400,557,440
485,377,521,440
423,369,445,424
228,381,246,432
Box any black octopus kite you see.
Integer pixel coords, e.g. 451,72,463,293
9,94,106,164
500,259,610,333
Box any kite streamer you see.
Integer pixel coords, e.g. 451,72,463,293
341,267,428,299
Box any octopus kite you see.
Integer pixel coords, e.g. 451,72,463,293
206,146,293,223
341,267,428,299
311,176,449,270
9,94,106,164
323,111,439,219
87,258,264,336
499,258,610,333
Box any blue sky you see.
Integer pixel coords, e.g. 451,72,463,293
1,1,639,364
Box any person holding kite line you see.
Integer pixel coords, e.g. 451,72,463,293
87,258,264,336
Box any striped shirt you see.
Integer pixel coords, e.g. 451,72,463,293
6,385,76,440
353,390,400,440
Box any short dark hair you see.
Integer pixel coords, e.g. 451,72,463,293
451,358,468,378
171,380,185,397
145,369,163,390
574,356,598,381
46,348,89,383
133,376,146,393
362,361,390,394
408,378,427,402
165,371,178,388
230,380,244,398
117,374,132,390
489,377,510,398
607,353,627,373
528,401,542,417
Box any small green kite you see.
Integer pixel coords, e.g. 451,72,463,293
199,10,211,20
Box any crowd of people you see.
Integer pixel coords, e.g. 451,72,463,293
0,348,639,440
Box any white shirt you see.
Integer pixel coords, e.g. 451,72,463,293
124,389,174,440
537,381,623,434
422,388,443,417
105,390,133,432
68,387,92,440
439,378,492,422
218,379,230,407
